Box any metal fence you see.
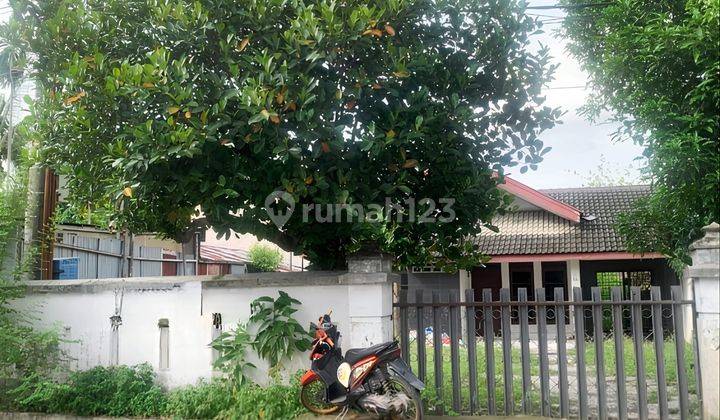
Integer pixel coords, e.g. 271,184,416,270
395,286,703,419
53,233,198,279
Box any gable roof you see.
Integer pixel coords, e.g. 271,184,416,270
497,176,582,223
477,184,653,255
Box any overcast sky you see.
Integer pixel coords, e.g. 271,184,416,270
511,0,646,189
1,1,646,189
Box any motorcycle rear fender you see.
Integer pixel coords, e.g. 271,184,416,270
387,359,425,391
300,369,318,386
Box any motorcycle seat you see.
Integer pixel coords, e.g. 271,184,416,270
345,341,395,365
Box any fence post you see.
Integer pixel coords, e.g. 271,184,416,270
686,222,720,419
344,252,396,349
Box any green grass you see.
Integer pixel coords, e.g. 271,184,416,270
406,335,699,417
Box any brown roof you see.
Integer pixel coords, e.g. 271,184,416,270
476,185,652,255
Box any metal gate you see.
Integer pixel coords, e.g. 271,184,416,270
394,286,703,419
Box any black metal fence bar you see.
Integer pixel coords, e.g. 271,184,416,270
482,288,496,415
464,289,478,414
632,287,649,420
432,290,444,415
393,286,702,419
500,288,514,415
449,290,461,413
650,287,668,419
536,287,551,417
610,287,627,420
399,289,409,365
518,288,532,414
415,289,426,383
573,287,589,420
394,299,693,307
690,283,704,420
671,286,690,419
591,287,608,420
555,287,569,418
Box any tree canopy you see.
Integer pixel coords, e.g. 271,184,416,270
9,0,559,269
561,0,719,268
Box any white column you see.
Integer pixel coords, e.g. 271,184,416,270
459,269,471,338
345,254,395,349
533,261,543,291
567,259,581,330
567,259,581,293
686,222,720,419
501,262,510,289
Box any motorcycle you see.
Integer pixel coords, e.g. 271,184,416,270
299,311,425,419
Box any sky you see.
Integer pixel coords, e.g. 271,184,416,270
1,0,647,189
511,0,646,188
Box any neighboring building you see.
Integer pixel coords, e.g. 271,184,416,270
51,224,247,280
404,177,678,310
202,227,307,272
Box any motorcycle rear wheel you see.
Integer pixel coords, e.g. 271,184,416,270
387,375,424,420
300,377,341,415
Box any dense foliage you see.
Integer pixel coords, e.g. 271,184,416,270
248,243,282,272
1,154,64,402
8,0,559,269
11,365,167,416
561,0,720,268
9,364,307,419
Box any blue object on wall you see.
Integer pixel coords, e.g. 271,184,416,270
53,258,79,280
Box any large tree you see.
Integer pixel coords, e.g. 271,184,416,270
9,0,559,269
561,0,719,269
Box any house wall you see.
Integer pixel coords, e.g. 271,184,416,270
10,269,395,388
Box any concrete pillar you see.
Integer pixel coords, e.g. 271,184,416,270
532,261,543,290
459,269,471,338
567,259,581,292
567,259,581,331
685,222,720,419
344,253,396,349
501,262,510,289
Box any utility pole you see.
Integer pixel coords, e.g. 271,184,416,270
22,164,44,280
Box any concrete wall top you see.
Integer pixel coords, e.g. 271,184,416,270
16,271,398,294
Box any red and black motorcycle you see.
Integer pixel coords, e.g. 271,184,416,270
299,312,424,418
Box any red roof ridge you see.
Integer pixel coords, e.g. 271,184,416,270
496,175,582,223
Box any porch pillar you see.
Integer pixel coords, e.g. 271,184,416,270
458,269,471,339
567,259,581,331
501,262,510,289
685,222,720,419
567,259,581,291
532,261,543,290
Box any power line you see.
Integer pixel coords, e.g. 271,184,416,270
526,2,612,10
547,85,587,90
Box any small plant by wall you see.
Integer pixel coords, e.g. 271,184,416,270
248,244,282,272
210,291,312,385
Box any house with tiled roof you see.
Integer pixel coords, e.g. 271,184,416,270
403,177,678,318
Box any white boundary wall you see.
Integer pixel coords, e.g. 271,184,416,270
11,262,396,388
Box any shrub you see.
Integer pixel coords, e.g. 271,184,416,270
11,364,167,417
217,378,305,420
248,244,282,272
210,323,255,387
165,380,234,419
249,291,312,369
